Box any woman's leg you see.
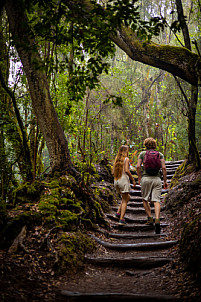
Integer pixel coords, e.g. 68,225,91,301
119,193,130,220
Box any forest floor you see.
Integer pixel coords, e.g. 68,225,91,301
0,171,201,302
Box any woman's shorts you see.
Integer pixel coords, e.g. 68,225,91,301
141,176,162,202
114,174,130,194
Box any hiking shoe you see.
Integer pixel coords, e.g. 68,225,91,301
113,212,120,220
145,216,154,226
155,223,161,234
119,219,126,225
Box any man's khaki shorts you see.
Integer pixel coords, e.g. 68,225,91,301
141,176,162,202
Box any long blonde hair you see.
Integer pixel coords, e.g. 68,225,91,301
113,145,129,180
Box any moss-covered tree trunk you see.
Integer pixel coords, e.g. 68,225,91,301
5,0,79,178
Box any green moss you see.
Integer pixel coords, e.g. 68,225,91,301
170,160,196,189
55,232,96,274
49,180,60,188
60,198,84,213
57,210,78,231
12,181,42,205
60,187,76,199
38,199,58,215
7,169,115,234
59,175,76,186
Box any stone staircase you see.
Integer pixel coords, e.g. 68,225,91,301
60,160,184,301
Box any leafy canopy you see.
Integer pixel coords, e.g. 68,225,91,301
22,0,166,103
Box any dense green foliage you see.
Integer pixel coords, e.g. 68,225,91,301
0,0,200,220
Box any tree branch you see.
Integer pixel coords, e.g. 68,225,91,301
66,0,201,86
110,28,200,87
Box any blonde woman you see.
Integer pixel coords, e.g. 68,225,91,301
112,145,136,225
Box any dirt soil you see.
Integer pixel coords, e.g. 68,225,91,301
0,172,201,302
56,211,200,301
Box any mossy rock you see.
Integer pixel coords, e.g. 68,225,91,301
38,199,58,215
170,160,196,189
0,211,42,248
12,181,43,205
94,159,114,183
60,198,84,213
57,210,79,231
92,184,116,213
180,214,201,278
6,170,114,237
54,231,96,274
59,175,77,187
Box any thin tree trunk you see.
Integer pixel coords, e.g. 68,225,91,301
188,85,200,169
176,0,191,51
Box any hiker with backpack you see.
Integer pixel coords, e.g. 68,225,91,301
112,145,136,225
136,137,168,234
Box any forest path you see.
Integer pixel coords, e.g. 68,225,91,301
59,160,184,301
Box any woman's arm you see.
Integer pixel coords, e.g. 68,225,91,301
125,158,136,186
136,158,142,185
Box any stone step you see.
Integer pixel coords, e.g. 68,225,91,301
85,255,173,269
165,164,182,170
129,189,142,196
166,174,175,179
105,232,168,239
90,235,178,251
107,214,164,224
165,160,184,165
116,200,166,209
127,202,153,208
166,167,177,173
111,206,166,214
129,196,143,201
60,290,180,301
111,223,168,232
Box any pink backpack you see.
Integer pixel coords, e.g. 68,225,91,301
143,150,161,176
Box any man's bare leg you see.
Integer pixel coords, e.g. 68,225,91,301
143,200,152,217
154,201,161,234
154,201,160,220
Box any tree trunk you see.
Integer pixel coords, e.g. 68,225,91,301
5,0,79,178
188,86,200,169
175,0,200,169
